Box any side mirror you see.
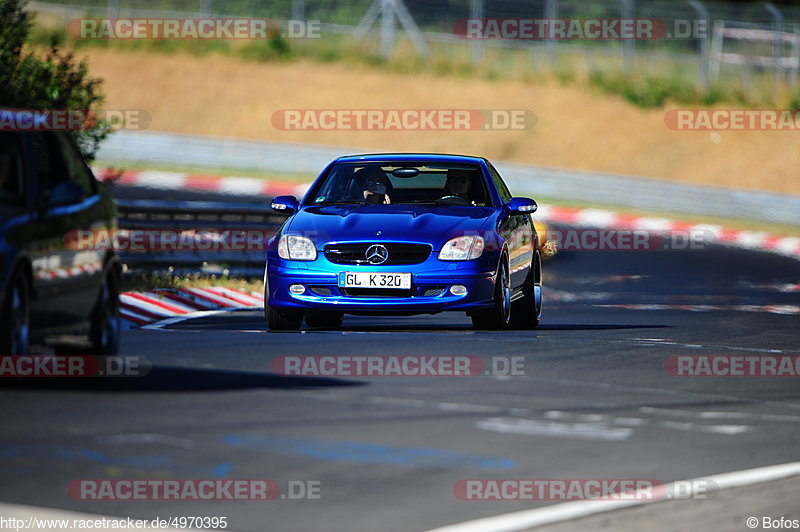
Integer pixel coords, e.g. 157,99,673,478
506,197,537,214
45,181,84,207
271,195,299,214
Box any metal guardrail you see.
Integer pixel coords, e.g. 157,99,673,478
115,199,287,276
102,131,800,226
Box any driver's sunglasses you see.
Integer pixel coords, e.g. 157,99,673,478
366,179,386,187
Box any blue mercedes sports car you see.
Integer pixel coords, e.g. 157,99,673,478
264,154,542,331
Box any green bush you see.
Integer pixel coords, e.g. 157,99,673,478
239,35,292,62
589,71,722,108
0,0,109,161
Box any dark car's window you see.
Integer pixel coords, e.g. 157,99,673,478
53,132,96,196
488,163,512,203
0,133,26,206
30,132,94,202
306,163,492,206
31,132,60,194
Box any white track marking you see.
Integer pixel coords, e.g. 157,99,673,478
619,338,794,354
95,433,195,448
141,310,238,330
426,461,800,532
476,418,634,442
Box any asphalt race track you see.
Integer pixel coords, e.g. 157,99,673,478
1,219,799,531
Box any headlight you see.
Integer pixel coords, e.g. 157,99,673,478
277,235,317,261
439,236,484,261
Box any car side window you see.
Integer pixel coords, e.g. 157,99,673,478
31,132,61,195
488,164,512,203
0,133,26,206
53,133,96,196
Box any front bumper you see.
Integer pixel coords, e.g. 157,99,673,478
266,251,499,313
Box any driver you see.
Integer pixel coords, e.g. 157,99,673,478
354,167,391,205
443,169,473,203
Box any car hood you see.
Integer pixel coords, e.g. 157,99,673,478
287,204,495,250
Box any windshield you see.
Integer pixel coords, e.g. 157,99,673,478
305,162,492,207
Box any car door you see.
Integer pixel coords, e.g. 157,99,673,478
488,164,533,289
28,131,106,333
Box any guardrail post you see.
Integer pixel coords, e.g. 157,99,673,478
545,0,558,68
689,0,710,90
470,0,484,63
765,2,785,83
292,0,305,21
621,0,634,73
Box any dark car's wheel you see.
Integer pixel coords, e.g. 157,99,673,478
90,270,120,357
472,258,511,330
511,252,542,330
0,270,31,356
305,310,343,329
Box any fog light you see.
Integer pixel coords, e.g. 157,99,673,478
450,284,467,295
289,284,306,295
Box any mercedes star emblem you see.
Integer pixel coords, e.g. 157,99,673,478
365,244,389,265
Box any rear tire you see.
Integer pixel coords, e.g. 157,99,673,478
472,258,511,330
511,252,542,330
90,270,120,357
305,310,343,329
0,269,31,356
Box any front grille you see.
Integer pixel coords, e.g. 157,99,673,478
325,243,431,265
423,288,445,297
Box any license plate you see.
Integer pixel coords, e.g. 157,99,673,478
338,272,411,289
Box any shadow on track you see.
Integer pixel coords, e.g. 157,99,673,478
536,324,671,331
0,365,365,392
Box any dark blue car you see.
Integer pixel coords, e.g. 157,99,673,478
265,154,542,331
0,128,120,356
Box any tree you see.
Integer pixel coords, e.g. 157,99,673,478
0,0,110,160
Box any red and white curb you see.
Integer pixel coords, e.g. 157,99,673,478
119,287,264,327
97,169,799,261
535,205,800,260
95,168,310,198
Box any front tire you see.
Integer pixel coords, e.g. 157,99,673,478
472,258,511,330
0,269,31,356
266,305,303,331
511,252,542,330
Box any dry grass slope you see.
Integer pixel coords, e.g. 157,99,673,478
83,49,799,194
